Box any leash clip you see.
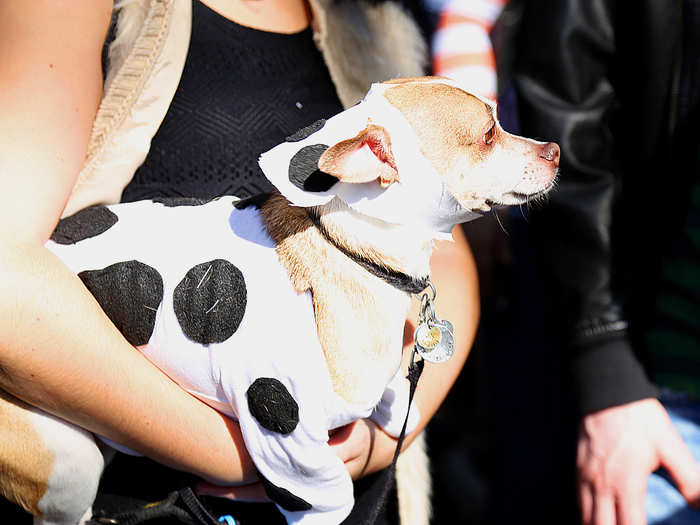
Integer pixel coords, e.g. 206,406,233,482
414,281,455,363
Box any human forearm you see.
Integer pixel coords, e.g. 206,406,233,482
408,225,479,433
0,243,255,485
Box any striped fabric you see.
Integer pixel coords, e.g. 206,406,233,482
431,0,508,100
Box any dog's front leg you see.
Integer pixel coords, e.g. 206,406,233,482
0,391,106,525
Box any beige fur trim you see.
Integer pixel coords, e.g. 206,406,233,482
396,432,432,525
82,0,169,175
64,0,191,217
309,0,428,108
105,0,150,89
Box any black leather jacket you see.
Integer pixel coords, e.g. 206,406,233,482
503,0,695,414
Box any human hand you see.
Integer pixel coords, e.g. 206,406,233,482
577,398,700,525
329,419,379,480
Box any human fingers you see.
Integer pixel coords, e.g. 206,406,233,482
579,480,594,525
615,483,647,525
576,424,618,525
656,418,700,506
328,420,375,479
591,491,616,525
329,420,365,461
195,481,269,502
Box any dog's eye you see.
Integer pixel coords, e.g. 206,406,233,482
483,124,496,145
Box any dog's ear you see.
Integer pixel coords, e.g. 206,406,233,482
318,124,399,188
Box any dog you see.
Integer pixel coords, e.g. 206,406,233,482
0,77,559,525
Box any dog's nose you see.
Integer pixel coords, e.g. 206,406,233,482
540,142,560,166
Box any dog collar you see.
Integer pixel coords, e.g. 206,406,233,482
234,193,431,295
306,210,431,295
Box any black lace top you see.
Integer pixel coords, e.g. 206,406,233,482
121,0,344,202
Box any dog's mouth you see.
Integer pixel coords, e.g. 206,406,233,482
505,189,546,201
483,189,553,210
500,182,556,205
475,182,555,212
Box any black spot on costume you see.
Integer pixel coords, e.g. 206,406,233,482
78,261,163,346
151,197,214,207
259,472,313,512
51,206,119,245
173,259,247,345
247,377,300,435
233,193,271,210
288,144,337,192
285,119,326,142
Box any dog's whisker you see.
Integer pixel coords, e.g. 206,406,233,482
519,203,529,222
492,208,509,236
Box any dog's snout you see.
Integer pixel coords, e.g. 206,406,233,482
540,142,560,166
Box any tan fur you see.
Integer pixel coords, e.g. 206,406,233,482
261,194,408,405
384,83,494,177
383,76,445,85
0,391,53,518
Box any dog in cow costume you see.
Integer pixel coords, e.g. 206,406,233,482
8,77,559,525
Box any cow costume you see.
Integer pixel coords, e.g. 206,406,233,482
46,100,422,525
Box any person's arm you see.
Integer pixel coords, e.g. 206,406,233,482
0,0,254,486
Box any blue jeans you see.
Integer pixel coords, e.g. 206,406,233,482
646,391,700,524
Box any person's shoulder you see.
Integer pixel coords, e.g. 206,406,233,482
0,0,113,41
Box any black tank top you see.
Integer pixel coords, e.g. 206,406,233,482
121,0,344,202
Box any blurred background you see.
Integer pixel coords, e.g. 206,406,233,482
420,2,580,523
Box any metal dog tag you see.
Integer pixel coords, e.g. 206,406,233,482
414,319,455,363
413,281,456,363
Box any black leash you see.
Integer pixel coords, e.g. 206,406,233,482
360,349,425,525
88,487,221,525
305,208,431,295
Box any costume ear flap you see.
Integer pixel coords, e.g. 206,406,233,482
318,123,399,188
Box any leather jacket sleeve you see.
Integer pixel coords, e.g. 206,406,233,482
510,0,660,414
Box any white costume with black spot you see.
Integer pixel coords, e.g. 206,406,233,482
46,197,418,525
